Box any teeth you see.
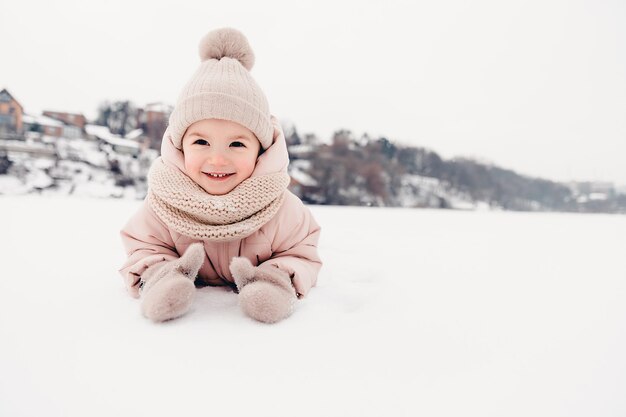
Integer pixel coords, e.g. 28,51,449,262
208,173,230,178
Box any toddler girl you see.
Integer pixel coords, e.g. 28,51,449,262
119,28,322,324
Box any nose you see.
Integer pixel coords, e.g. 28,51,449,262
204,149,228,167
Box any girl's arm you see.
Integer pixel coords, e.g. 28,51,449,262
119,200,180,298
261,193,322,298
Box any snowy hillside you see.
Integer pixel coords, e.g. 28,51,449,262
1,196,625,417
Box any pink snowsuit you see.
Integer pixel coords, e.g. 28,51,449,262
119,117,322,299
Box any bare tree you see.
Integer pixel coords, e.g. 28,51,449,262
96,100,139,136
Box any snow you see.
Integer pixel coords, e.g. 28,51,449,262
0,139,55,154
1,195,625,417
22,113,65,127
85,124,139,149
85,124,114,139
25,167,53,188
589,192,608,201
288,144,315,154
144,102,173,113
124,128,144,140
0,175,29,194
289,163,318,186
55,137,109,167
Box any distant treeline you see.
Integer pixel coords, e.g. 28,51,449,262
283,127,626,214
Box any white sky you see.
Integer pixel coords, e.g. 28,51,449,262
2,0,625,185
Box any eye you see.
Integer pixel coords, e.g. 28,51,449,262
230,141,246,148
193,139,209,146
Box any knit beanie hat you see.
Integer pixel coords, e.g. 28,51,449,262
168,28,273,150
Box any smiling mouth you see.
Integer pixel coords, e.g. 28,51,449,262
204,172,234,180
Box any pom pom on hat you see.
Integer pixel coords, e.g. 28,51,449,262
199,28,255,71
167,27,273,150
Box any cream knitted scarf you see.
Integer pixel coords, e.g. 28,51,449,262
147,158,290,242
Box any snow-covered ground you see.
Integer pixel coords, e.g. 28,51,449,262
1,195,625,417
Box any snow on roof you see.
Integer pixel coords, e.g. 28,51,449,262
145,102,173,113
21,114,36,124
290,167,318,187
85,124,139,149
85,124,111,137
125,128,144,140
22,113,65,127
107,136,140,149
288,144,314,154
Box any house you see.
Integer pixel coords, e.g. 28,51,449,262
22,114,65,138
24,111,86,139
85,124,140,156
43,111,87,130
138,102,173,148
140,102,172,126
0,88,24,135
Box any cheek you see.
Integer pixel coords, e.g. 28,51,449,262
238,155,258,176
183,153,202,174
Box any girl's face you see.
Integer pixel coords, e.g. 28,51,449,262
182,119,261,195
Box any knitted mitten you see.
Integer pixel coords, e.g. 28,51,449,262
140,243,205,322
229,257,297,323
